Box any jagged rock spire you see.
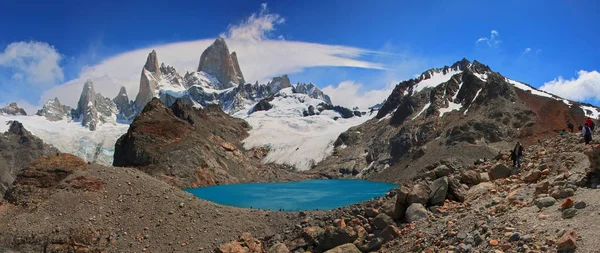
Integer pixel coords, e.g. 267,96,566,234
144,50,160,75
135,50,161,110
197,37,245,88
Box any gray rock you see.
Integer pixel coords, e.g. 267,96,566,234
433,165,451,178
428,176,449,206
479,172,490,182
269,242,289,253
457,231,468,240
323,243,361,253
372,213,394,230
509,232,521,242
447,177,467,202
318,227,358,252
361,238,384,252
574,201,587,209
405,203,428,222
534,196,557,208
457,243,471,252
460,170,480,185
551,188,575,199
488,164,511,180
408,183,431,205
562,208,577,219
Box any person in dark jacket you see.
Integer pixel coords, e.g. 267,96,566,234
512,142,524,169
567,122,574,133
583,123,593,144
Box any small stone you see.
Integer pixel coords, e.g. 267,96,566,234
561,197,574,210
179,202,185,208
457,231,468,240
557,230,577,251
508,232,521,242
562,208,577,219
534,196,556,208
574,201,587,209
489,239,499,246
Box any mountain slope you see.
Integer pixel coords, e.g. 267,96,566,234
113,98,307,188
312,58,600,182
0,121,59,195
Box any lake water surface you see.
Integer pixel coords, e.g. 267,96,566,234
185,179,397,211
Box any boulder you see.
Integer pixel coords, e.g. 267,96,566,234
268,243,289,253
302,226,324,245
488,164,511,180
460,170,481,185
408,183,431,205
433,165,451,178
466,182,495,201
428,176,449,206
479,172,490,182
372,213,394,230
557,230,577,251
252,99,273,113
405,203,428,222
365,208,379,218
447,177,466,202
381,225,402,242
551,188,575,199
324,243,361,253
317,226,358,251
523,170,542,183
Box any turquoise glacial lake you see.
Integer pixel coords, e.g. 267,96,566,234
185,179,397,211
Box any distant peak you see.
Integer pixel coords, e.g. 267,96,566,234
144,50,160,73
84,79,94,88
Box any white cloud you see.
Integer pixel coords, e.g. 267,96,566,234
322,80,395,109
523,48,531,55
41,5,385,107
221,3,284,42
540,70,600,101
475,30,502,47
0,41,64,85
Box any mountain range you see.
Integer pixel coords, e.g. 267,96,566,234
1,38,599,174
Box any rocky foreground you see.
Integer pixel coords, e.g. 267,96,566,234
217,132,600,253
1,124,600,252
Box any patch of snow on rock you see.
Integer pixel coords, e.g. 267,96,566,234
236,92,372,171
413,70,462,94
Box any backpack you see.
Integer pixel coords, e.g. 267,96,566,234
585,126,592,136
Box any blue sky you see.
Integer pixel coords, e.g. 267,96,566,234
1,0,599,111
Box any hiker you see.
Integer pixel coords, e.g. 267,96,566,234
512,142,524,169
560,129,567,136
586,117,595,131
583,123,593,144
567,122,574,133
